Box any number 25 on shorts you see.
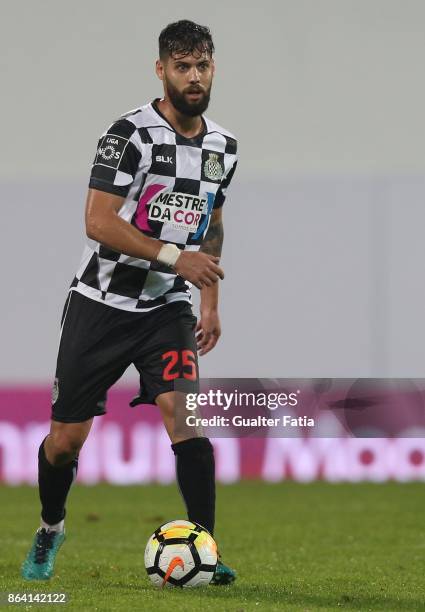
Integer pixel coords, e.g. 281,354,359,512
162,349,197,381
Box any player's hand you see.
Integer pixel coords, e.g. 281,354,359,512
174,252,224,289
196,310,221,356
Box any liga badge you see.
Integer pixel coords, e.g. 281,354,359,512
204,153,223,181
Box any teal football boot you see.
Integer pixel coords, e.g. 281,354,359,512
21,528,65,580
210,556,236,585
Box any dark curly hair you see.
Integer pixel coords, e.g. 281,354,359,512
159,19,214,59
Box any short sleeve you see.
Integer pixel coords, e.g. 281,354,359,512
213,158,237,209
88,118,142,198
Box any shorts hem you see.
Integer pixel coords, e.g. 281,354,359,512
51,411,106,423
131,383,199,408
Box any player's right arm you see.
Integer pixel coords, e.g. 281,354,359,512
86,117,223,289
85,189,223,290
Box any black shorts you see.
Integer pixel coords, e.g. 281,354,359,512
51,291,199,423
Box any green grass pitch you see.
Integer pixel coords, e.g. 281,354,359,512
1,482,424,611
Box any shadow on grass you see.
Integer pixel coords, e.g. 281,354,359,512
203,584,424,610
107,580,424,610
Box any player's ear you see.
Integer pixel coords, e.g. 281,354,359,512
155,59,164,81
211,58,216,78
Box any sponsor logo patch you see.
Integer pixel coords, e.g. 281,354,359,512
148,190,207,233
94,134,129,169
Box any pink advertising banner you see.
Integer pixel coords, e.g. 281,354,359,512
1,384,425,484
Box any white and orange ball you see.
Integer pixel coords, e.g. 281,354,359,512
144,520,218,588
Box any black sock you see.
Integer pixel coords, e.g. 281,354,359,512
38,437,78,525
171,437,215,535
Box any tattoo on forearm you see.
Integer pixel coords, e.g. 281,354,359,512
200,219,224,257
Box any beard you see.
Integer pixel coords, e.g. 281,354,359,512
165,77,211,117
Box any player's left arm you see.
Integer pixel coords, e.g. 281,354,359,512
196,208,224,356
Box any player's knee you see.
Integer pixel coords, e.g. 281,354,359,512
48,431,84,464
156,394,175,419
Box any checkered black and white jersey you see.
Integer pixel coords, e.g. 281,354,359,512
70,99,237,312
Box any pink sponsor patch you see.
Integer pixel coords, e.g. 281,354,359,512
135,184,166,231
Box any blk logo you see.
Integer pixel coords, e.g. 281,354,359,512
155,155,173,164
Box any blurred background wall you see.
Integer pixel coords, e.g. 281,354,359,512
2,0,425,384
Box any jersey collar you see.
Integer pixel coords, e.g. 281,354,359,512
150,98,207,144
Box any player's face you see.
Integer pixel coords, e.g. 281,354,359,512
158,51,214,117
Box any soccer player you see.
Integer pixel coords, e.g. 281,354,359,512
21,20,237,585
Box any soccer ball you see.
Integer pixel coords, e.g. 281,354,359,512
144,520,218,588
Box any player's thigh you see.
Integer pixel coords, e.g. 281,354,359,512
52,291,132,424
132,302,199,439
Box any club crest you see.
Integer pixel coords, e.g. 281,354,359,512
52,377,59,404
204,153,223,181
